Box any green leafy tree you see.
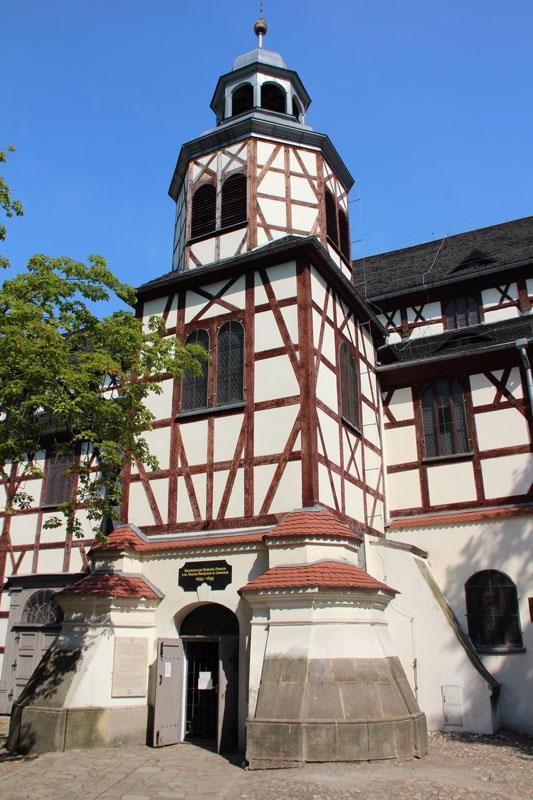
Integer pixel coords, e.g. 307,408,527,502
0,149,206,542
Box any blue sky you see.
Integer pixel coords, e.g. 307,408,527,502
3,0,532,305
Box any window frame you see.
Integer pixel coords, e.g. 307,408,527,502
465,570,524,653
339,341,360,431
181,329,210,412
42,450,76,508
444,295,482,330
216,321,245,407
420,380,470,459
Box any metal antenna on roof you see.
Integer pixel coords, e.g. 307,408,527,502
254,2,268,48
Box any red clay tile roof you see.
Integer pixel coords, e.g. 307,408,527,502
265,508,362,543
239,561,395,594
93,525,266,554
59,573,161,599
388,504,533,530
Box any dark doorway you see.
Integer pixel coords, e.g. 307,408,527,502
185,640,218,741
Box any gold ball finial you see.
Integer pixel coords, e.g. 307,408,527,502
254,19,268,37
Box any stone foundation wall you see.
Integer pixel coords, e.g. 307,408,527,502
246,656,427,768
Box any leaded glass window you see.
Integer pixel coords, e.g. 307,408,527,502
465,571,523,650
182,329,209,411
445,296,480,329
421,380,469,457
217,321,244,405
43,452,75,507
21,590,63,626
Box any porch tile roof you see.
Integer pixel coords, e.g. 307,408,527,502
388,504,533,530
265,508,362,542
59,572,161,599
239,561,395,594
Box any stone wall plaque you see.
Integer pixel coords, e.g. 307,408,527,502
112,637,149,698
179,560,232,591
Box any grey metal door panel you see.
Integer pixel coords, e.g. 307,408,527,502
218,636,239,753
153,638,183,747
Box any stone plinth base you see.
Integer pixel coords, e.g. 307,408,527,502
246,656,427,768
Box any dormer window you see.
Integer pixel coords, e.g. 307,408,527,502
444,296,480,329
261,82,286,113
231,83,253,116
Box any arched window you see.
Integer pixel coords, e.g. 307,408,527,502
445,296,480,329
221,174,247,229
217,321,244,405
43,451,75,507
465,570,523,650
325,191,339,247
339,342,360,428
182,329,209,411
338,209,350,260
190,184,216,239
261,82,286,113
292,95,302,121
231,83,253,116
21,590,63,626
421,380,469,458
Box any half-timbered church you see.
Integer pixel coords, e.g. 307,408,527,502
2,20,532,764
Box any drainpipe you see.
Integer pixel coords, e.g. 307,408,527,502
515,339,533,418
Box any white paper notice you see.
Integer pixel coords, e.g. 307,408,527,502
198,671,213,690
165,661,172,678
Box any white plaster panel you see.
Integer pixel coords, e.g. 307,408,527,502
204,275,246,308
255,459,302,515
178,419,208,466
427,461,476,506
385,387,415,422
385,424,418,466
362,404,380,449
142,297,168,321
146,378,174,422
475,406,529,450
264,261,297,300
318,463,341,514
69,545,90,573
289,150,305,174
254,356,300,402
256,228,271,247
9,514,41,546
184,290,212,324
147,478,169,522
256,140,276,167
34,548,65,574
386,469,421,511
214,468,244,519
254,309,285,351
259,170,286,198
481,452,533,499
482,285,518,306
317,409,340,463
280,304,299,343
213,414,245,462
310,269,327,306
484,306,520,323
408,301,441,323
294,148,318,176
189,237,216,267
379,310,401,328
316,317,336,365
385,330,403,344
290,176,318,205
254,405,300,458
290,204,318,234
315,362,337,410
219,229,248,260
344,479,366,526
342,428,363,475
127,483,161,527
258,197,287,228
470,368,523,406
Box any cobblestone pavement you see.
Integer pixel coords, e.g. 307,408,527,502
0,719,532,800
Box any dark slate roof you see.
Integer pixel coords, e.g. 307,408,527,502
353,217,533,300
378,315,533,367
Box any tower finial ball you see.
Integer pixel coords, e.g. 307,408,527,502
254,19,268,37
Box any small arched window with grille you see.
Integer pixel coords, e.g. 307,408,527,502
190,184,216,239
217,321,245,405
339,342,360,429
444,296,481,329
21,590,63,626
465,570,523,651
261,82,286,113
182,329,209,410
221,174,247,229
338,209,350,261
325,191,339,247
420,380,469,458
231,83,254,116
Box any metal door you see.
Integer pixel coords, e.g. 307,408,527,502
185,640,218,743
152,638,183,747
218,635,239,753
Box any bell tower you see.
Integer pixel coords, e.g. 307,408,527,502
169,20,354,280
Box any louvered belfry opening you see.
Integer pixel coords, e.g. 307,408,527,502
338,209,350,261
191,184,216,238
231,83,254,116
221,174,247,229
325,190,339,247
261,81,286,113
